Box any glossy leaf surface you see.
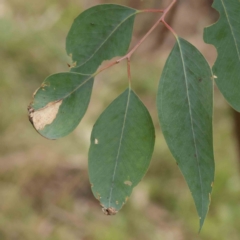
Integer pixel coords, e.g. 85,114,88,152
66,4,137,74
89,88,155,214
28,72,93,139
204,0,240,111
157,37,214,230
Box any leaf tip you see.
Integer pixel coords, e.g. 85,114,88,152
102,207,118,216
198,215,206,233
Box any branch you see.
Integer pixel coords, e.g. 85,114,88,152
94,0,177,76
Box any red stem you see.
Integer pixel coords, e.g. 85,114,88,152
94,0,177,76
142,9,164,13
161,20,178,38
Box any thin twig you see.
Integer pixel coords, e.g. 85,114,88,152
141,9,164,13
161,20,178,38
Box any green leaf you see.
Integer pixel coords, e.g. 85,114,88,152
28,72,94,139
204,0,240,111
157,37,214,230
66,4,138,74
89,88,155,214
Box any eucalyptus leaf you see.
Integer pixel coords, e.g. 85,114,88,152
157,37,214,230
28,72,94,139
66,4,138,74
89,88,155,214
204,0,240,111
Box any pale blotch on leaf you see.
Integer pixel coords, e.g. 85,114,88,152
96,192,101,200
29,100,62,130
41,82,49,89
94,138,99,144
124,180,132,186
211,75,218,81
209,193,211,201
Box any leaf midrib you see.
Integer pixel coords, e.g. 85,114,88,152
221,0,240,61
108,88,131,207
177,38,204,218
73,10,137,69
34,73,93,111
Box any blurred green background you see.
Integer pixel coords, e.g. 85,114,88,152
1,0,240,239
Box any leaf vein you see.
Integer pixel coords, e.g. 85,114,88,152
177,38,204,219
35,73,93,111
108,89,131,207
74,11,137,69
221,0,240,61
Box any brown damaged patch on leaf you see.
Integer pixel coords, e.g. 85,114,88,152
102,207,118,216
67,61,77,68
67,53,77,68
28,100,63,130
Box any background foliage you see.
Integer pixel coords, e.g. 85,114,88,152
1,0,240,239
